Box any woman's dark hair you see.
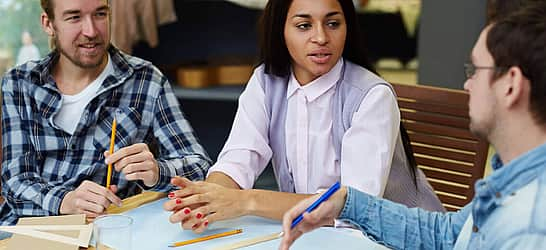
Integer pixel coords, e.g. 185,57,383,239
258,0,420,187
258,0,375,77
400,122,418,187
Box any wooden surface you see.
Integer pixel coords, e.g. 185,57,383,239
393,83,489,211
0,192,166,250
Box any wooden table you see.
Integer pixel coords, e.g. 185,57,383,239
0,192,166,250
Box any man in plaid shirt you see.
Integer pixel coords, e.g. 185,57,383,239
0,0,212,226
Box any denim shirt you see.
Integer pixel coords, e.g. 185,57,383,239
338,142,546,249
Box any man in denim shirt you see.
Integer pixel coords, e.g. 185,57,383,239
0,0,211,226
281,2,546,249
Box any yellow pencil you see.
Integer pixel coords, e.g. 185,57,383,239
105,118,117,188
168,229,243,247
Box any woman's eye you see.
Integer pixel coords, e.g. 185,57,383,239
296,23,311,30
327,21,340,28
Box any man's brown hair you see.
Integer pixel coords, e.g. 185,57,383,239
40,0,55,19
487,2,546,124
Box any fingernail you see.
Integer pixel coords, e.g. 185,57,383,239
196,213,203,219
175,199,182,204
183,208,190,214
204,221,209,227
168,192,175,198
104,158,109,164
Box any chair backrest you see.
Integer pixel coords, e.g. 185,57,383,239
393,83,489,211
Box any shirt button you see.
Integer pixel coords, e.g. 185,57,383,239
71,144,76,150
472,225,479,233
495,192,501,198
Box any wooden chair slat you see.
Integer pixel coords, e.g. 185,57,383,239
393,83,489,211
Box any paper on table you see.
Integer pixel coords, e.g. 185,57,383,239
7,214,88,250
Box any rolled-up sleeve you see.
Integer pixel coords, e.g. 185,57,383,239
339,186,468,249
2,76,69,218
207,72,273,189
340,85,399,197
149,79,212,192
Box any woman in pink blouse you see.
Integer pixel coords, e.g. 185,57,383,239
164,0,443,233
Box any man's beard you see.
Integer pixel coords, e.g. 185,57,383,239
468,115,495,141
54,35,108,69
469,121,488,140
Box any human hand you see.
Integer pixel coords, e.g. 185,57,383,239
163,177,248,233
59,180,122,218
279,186,347,250
105,143,159,187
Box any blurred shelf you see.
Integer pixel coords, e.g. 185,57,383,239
172,85,245,101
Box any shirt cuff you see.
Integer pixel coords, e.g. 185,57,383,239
43,185,70,215
339,186,372,223
142,160,176,192
207,163,252,189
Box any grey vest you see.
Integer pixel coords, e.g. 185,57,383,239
257,60,444,211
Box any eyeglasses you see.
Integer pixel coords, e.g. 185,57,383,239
464,63,501,79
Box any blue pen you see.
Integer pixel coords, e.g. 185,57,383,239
290,182,341,228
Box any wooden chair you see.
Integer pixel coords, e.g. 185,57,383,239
393,83,489,211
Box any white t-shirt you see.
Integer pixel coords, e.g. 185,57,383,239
54,55,114,134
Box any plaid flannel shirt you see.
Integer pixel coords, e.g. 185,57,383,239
0,47,212,225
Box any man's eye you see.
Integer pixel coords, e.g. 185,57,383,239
66,16,80,21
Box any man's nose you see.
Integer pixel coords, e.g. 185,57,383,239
81,17,98,38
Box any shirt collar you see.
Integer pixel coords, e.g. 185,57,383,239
490,153,503,171
477,142,546,199
29,50,59,90
286,58,343,102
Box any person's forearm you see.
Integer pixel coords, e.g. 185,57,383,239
243,189,312,221
4,166,69,216
150,155,211,192
152,84,213,191
339,187,465,249
206,171,242,189
206,172,313,221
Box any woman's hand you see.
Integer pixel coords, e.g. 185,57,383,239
163,177,250,233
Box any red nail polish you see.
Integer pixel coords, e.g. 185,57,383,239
204,221,209,227
196,213,203,219
168,192,174,198
175,199,182,204
183,208,190,214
